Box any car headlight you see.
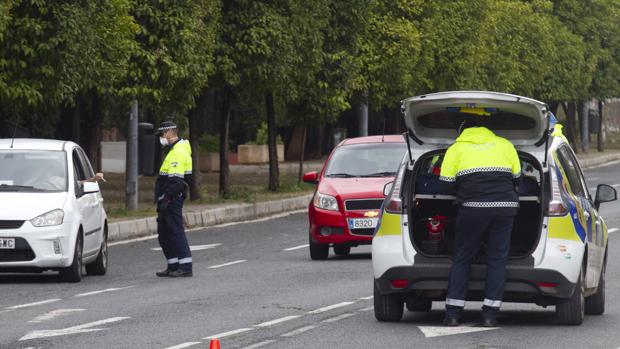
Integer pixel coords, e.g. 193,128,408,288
31,209,64,227
313,192,339,211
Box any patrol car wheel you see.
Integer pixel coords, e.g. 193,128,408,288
59,233,83,283
333,244,351,256
556,267,585,325
406,298,432,312
309,236,329,260
585,261,605,315
86,231,108,276
374,282,403,322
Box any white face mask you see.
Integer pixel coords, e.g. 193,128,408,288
159,137,169,146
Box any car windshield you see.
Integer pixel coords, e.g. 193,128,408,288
0,150,68,192
324,143,407,178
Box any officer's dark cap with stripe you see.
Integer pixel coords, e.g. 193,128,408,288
157,121,177,135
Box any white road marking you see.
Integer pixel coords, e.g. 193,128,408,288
283,244,309,251
163,342,202,349
20,317,130,341
151,243,221,252
609,228,619,234
254,315,302,328
358,295,373,300
74,286,134,297
418,324,498,338
613,184,620,188
208,259,248,269
322,313,356,323
281,325,317,337
358,306,374,312
308,301,355,314
204,328,254,340
7,298,61,310
29,309,85,323
588,177,601,181
241,340,277,349
110,210,306,246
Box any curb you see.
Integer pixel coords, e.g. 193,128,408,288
107,194,313,242
577,152,620,169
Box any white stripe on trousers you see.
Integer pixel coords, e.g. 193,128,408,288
445,298,466,307
483,299,502,308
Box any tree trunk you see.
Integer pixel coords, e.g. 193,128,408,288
562,102,578,151
219,88,232,198
188,89,209,201
355,91,369,137
84,91,103,171
578,101,589,153
298,125,307,182
266,91,279,191
72,95,82,143
597,100,604,152
0,105,11,138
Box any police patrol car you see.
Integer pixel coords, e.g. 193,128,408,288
373,91,617,325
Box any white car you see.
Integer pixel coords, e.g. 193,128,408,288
0,139,108,282
373,91,617,325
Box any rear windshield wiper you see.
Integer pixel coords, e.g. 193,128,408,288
325,173,359,178
362,172,397,177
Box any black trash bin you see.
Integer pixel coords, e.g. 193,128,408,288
138,122,157,176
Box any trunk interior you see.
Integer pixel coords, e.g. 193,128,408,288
407,150,543,261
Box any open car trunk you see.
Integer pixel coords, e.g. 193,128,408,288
407,150,544,260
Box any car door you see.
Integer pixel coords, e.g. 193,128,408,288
72,149,102,256
556,145,604,288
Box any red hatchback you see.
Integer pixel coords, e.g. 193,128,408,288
303,135,407,260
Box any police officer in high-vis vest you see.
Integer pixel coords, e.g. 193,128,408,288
154,121,193,277
439,119,521,327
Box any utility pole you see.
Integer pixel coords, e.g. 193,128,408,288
126,99,139,211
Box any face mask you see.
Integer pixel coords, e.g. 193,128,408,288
159,137,168,146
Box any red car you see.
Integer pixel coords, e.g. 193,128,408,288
303,135,407,260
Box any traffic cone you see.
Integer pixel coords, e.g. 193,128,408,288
209,338,221,349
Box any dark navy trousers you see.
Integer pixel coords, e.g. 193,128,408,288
157,196,192,272
445,210,513,318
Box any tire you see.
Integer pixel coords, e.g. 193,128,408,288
556,267,585,325
374,282,403,322
333,244,351,256
59,233,83,283
86,231,108,276
309,236,329,260
406,298,432,312
585,261,605,315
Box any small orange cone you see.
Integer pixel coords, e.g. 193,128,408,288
209,338,221,349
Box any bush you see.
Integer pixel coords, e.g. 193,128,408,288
199,133,219,153
255,122,283,145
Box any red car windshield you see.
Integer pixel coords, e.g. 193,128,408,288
324,143,406,178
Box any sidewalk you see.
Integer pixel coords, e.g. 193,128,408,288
107,150,620,243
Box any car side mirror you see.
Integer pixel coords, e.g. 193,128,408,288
595,184,617,209
83,181,100,194
303,171,319,184
383,181,394,197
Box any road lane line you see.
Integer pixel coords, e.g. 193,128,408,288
254,315,302,328
283,244,308,251
308,301,355,314
281,325,317,337
613,184,620,188
74,286,134,297
208,260,248,269
20,317,130,341
322,313,356,323
358,295,373,300
358,306,373,312
163,342,202,349
152,244,221,252
7,298,61,310
609,228,619,234
241,340,277,349
29,309,85,323
204,328,254,340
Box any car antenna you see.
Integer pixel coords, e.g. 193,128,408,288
9,116,20,149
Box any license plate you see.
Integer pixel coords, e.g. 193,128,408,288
0,238,15,249
348,218,378,230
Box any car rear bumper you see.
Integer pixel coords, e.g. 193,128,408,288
375,263,576,302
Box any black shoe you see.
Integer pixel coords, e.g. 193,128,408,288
481,317,497,327
156,269,176,277
168,269,193,278
443,317,459,326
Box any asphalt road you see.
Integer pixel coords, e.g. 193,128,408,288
1,161,620,349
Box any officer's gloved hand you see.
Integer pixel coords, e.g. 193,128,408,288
157,195,171,213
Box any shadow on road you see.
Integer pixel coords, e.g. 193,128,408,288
400,309,558,326
0,273,62,284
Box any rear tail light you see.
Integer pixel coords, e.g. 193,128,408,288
385,165,406,214
390,279,409,289
548,167,568,216
537,282,559,293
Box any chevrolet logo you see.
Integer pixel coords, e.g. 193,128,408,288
364,211,379,218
